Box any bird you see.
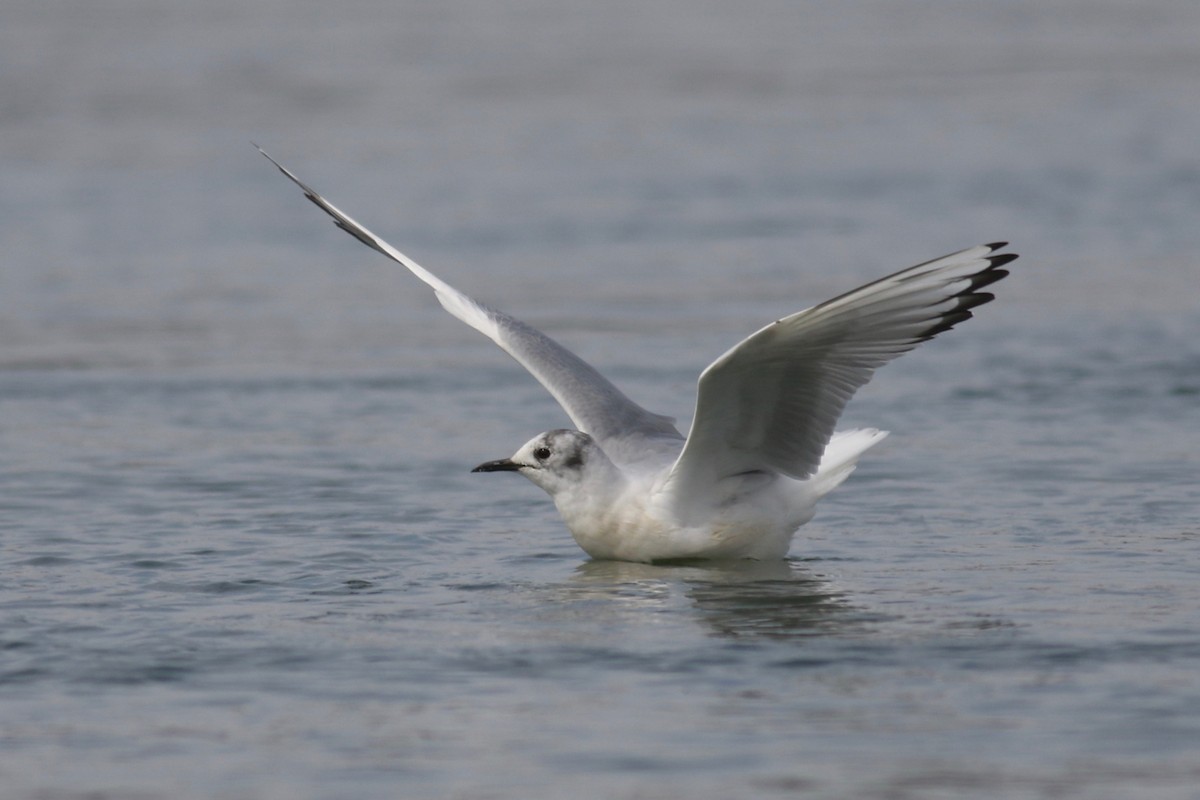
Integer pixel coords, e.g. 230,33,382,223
257,146,1015,563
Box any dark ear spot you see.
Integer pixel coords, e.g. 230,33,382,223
561,450,584,470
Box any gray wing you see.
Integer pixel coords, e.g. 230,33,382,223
662,243,1016,509
257,146,681,443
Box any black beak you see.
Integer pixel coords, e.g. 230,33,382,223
471,458,523,473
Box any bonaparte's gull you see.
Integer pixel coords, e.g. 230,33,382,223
258,147,1015,563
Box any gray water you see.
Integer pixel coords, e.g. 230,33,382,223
3,1,1200,798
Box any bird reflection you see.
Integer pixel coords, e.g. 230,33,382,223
567,559,859,639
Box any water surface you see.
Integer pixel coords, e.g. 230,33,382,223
2,1,1199,798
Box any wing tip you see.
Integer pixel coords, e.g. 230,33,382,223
918,244,1018,339
253,142,288,176
256,145,371,244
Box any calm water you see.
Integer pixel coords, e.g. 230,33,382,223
3,1,1199,798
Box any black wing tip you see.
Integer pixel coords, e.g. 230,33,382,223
922,310,974,339
971,266,1010,292
919,244,1018,340
255,146,342,220
982,242,1018,271
334,217,384,252
257,145,397,264
982,244,1018,278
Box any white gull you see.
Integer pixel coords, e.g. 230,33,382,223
258,147,1015,563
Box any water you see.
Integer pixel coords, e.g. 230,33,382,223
2,1,1199,797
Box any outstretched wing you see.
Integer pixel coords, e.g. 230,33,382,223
257,146,681,444
662,243,1016,508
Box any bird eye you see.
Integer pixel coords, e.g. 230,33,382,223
534,446,552,461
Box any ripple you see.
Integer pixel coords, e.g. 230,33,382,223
17,555,75,567
126,559,186,570
146,579,276,595
309,579,379,596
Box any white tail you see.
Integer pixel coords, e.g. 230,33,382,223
810,428,889,497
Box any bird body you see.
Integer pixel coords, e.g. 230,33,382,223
476,427,887,561
259,146,1015,563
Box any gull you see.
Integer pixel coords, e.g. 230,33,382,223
258,147,1015,563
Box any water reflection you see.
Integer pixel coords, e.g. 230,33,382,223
567,559,860,639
